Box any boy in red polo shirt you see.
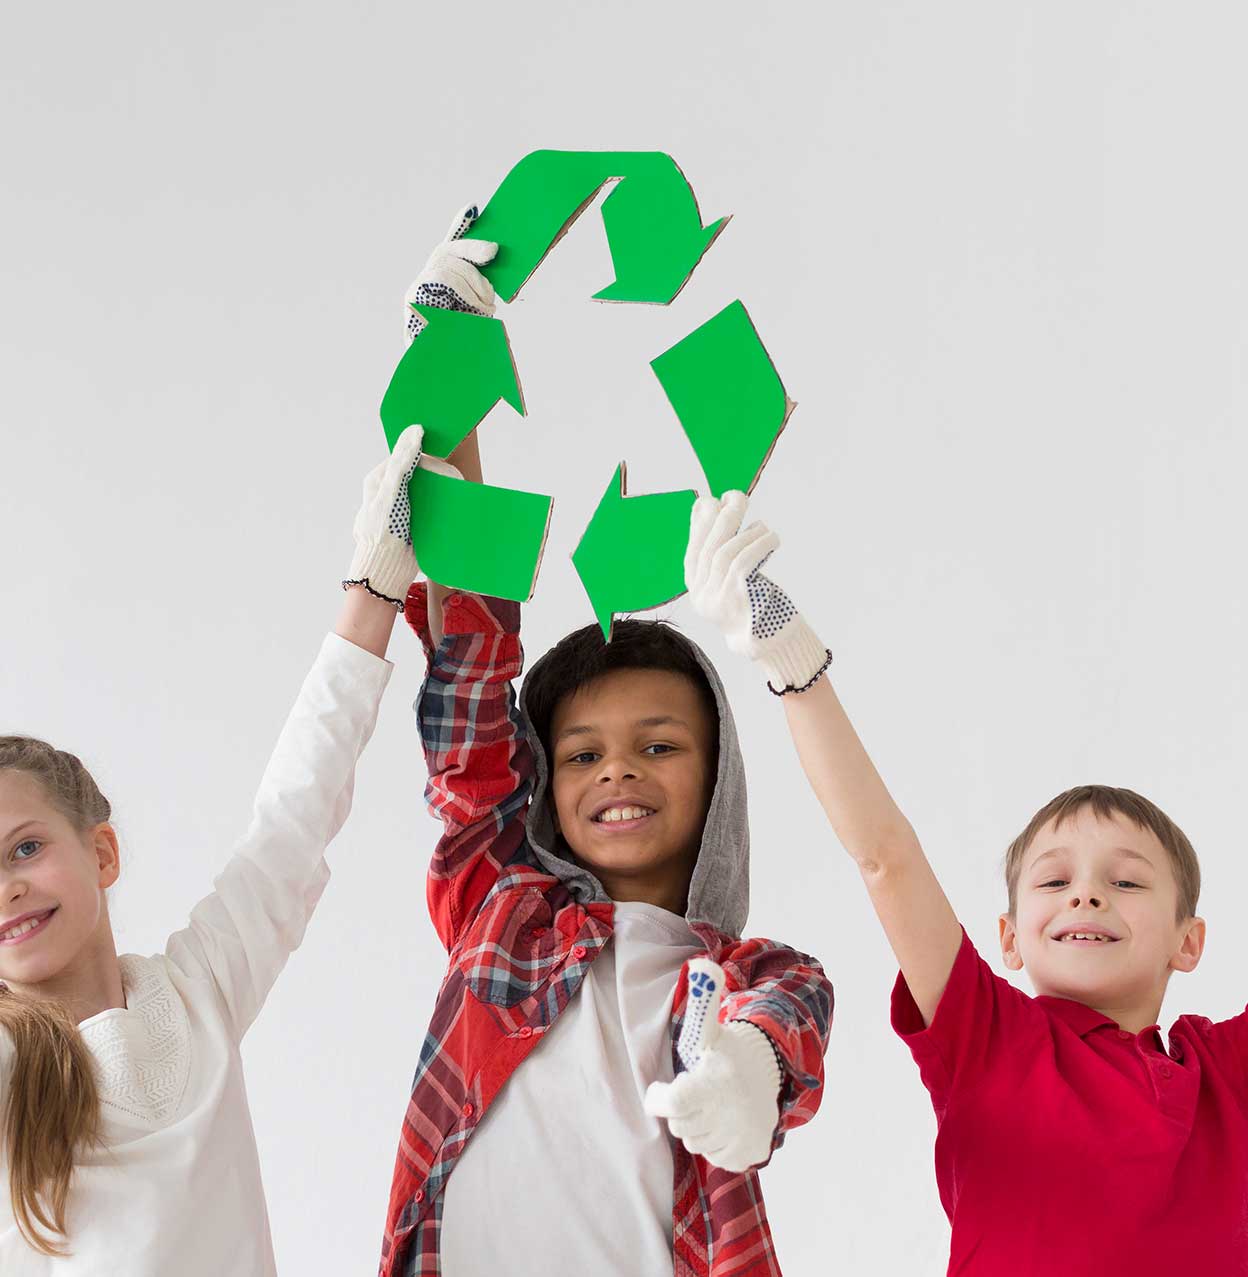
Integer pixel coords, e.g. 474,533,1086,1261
687,491,1248,1277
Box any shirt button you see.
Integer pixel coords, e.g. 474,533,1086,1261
446,593,462,607
414,1189,425,1204
1117,1030,1132,1040
518,1026,533,1039
572,944,588,960
1159,1065,1173,1080
462,1102,475,1118
532,927,547,938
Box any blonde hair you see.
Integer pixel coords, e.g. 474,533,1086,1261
1004,784,1200,921
0,737,108,1254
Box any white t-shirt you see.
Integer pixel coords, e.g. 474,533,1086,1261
440,900,703,1276
0,633,391,1276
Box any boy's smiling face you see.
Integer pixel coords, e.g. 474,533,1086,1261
999,807,1205,1028
549,667,716,914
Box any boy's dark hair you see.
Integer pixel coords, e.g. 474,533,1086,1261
524,620,719,763
1004,784,1201,920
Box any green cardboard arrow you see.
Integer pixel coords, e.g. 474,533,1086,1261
571,463,697,639
381,306,525,458
408,466,552,603
651,300,794,497
463,151,729,305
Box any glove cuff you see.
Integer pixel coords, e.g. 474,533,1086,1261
759,617,832,694
345,536,417,607
722,1020,783,1096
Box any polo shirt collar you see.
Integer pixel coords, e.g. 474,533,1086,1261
1034,995,1121,1038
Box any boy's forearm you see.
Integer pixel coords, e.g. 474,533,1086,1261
784,674,962,1025
782,675,919,871
427,430,484,647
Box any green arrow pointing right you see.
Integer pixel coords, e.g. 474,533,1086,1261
464,151,728,305
571,463,697,640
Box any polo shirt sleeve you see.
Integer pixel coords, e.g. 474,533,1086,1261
1190,1004,1248,1096
891,927,1046,1113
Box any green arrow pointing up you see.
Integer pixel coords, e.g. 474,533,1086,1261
650,300,794,497
464,151,729,306
571,463,697,640
381,306,525,458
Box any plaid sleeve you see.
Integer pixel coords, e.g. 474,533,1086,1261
718,937,834,1159
404,583,534,952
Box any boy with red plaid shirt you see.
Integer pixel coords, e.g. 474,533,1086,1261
686,489,1248,1277
368,210,833,1277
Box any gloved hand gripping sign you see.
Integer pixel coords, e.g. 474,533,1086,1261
379,149,796,638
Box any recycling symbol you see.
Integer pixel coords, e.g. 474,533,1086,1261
379,150,794,638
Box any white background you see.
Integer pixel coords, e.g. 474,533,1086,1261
3,3,1246,1272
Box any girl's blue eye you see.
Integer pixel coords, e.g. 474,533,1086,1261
13,840,41,860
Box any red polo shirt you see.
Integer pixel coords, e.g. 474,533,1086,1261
892,928,1248,1275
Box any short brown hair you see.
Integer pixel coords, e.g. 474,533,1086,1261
1003,785,1200,921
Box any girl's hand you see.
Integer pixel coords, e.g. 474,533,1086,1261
403,205,498,343
343,425,462,609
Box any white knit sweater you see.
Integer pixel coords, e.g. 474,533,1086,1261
0,632,392,1275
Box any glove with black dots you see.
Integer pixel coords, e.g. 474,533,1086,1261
403,204,498,344
343,425,462,607
684,491,832,694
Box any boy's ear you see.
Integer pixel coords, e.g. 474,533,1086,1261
999,913,1024,971
1170,915,1206,975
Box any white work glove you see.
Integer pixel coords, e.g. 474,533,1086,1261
404,204,498,343
644,959,783,1174
684,491,832,694
343,424,462,607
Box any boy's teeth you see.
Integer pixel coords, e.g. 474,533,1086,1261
596,805,655,823
2,915,45,941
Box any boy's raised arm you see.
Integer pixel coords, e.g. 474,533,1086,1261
685,492,962,1026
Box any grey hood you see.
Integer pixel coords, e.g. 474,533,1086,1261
518,631,749,938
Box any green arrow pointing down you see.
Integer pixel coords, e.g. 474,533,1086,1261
651,300,795,497
572,463,697,639
463,151,729,305
381,306,525,457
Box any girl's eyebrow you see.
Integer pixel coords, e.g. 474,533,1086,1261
1,819,41,843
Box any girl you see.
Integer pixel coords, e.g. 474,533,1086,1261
0,423,477,1274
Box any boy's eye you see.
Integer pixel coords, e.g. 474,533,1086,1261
1038,879,1067,889
566,751,599,766
643,743,676,756
1113,880,1143,890
13,840,41,860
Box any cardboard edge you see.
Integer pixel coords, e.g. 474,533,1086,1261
499,180,615,302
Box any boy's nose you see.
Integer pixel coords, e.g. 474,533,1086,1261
1068,893,1104,909
596,759,639,783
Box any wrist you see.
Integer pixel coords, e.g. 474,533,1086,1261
722,1020,783,1096
346,536,417,606
758,618,832,693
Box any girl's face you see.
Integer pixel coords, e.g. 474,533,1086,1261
0,770,119,992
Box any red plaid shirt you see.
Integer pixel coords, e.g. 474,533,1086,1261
379,585,833,1277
